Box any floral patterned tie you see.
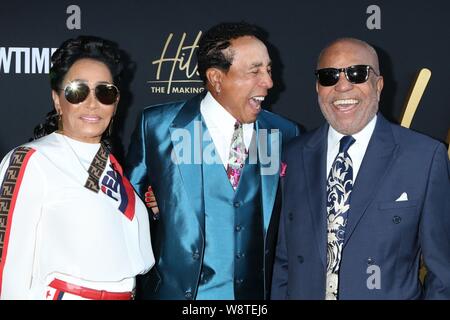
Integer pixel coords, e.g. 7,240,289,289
326,135,355,300
226,121,247,190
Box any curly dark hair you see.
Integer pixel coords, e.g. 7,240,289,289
33,35,123,141
196,21,263,84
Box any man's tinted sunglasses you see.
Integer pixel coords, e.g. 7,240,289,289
315,65,379,87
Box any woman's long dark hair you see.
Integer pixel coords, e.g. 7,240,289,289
33,35,123,146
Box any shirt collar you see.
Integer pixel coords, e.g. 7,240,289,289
201,91,236,130
327,114,378,150
201,91,255,132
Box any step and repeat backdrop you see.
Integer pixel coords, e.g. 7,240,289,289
1,0,449,160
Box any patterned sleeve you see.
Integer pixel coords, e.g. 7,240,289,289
0,147,44,299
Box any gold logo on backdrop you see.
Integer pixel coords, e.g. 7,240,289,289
400,68,431,129
399,68,449,157
148,32,204,95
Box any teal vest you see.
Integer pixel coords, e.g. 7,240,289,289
196,128,264,300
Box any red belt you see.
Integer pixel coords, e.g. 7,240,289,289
49,279,134,300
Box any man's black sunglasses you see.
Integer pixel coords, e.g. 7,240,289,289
315,65,379,87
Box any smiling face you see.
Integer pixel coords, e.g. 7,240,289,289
52,58,118,143
207,36,273,123
316,39,384,135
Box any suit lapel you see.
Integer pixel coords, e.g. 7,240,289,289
343,115,398,247
256,117,281,237
169,94,205,230
304,125,328,268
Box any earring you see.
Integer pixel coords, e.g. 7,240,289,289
215,86,221,96
108,117,114,136
57,113,63,132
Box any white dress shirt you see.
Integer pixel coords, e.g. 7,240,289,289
326,115,377,181
200,92,254,168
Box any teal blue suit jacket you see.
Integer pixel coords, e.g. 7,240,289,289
125,93,299,299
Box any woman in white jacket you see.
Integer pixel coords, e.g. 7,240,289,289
0,35,154,300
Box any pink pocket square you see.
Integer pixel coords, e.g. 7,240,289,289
280,162,287,177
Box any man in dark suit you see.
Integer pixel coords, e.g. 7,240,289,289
126,22,299,300
271,38,450,299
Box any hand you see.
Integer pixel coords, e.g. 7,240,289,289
145,186,159,217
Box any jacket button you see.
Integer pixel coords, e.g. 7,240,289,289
367,257,374,265
192,252,200,260
233,201,241,208
297,255,304,263
392,216,402,224
235,279,243,285
184,291,193,300
236,252,244,259
288,212,293,221
235,225,242,232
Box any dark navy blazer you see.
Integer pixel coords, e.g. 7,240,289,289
271,114,450,299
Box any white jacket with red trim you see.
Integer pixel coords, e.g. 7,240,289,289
0,132,154,299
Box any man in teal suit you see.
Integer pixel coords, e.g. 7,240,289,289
125,22,299,300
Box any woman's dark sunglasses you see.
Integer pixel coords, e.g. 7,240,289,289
315,65,379,87
63,80,120,105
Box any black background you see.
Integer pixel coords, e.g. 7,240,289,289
1,0,449,161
